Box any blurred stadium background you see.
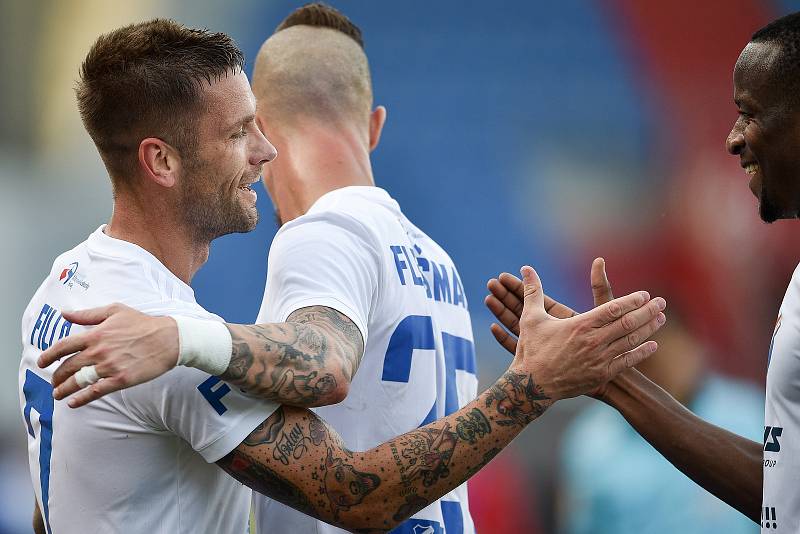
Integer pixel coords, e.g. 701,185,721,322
3,0,800,532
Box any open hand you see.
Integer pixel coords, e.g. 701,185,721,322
37,304,178,408
504,264,665,401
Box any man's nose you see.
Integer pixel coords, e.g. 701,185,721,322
726,122,745,155
253,129,278,166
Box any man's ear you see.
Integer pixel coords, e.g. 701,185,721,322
368,105,387,152
138,137,180,188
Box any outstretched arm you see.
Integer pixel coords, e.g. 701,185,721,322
599,367,762,522
218,266,666,532
485,259,762,523
219,372,542,532
38,304,362,408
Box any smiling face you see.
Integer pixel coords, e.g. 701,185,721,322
727,41,800,222
178,70,277,241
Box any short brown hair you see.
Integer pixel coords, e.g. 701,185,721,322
275,3,364,49
76,19,245,182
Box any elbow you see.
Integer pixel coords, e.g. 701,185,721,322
303,370,350,408
326,374,351,405
334,379,350,404
323,377,350,406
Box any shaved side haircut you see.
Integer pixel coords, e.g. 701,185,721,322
252,3,373,125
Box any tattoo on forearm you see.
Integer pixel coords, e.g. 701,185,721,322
217,448,317,517
273,423,312,465
220,306,363,406
219,371,551,531
485,370,550,426
220,368,549,530
244,407,285,446
397,423,458,487
455,408,492,444
323,447,381,517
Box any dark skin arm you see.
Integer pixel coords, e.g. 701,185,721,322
598,367,762,522
38,305,363,409
485,258,762,523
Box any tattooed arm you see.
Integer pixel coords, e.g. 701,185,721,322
218,370,547,532
217,266,666,532
40,304,363,408
220,306,364,407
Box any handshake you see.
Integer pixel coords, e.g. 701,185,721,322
484,259,665,406
39,258,665,412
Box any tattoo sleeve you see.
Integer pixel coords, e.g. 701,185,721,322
218,306,364,407
217,367,551,533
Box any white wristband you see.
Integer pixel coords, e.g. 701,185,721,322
170,316,232,376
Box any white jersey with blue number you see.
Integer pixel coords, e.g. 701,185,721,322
253,186,478,534
763,262,800,533
19,226,278,534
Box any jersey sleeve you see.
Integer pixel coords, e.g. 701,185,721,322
120,302,279,463
257,212,380,345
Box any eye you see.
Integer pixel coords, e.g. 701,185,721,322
737,110,753,124
231,125,247,139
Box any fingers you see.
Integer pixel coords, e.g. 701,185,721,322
544,295,578,319
605,311,666,356
52,375,82,401
61,304,119,326
520,266,545,318
485,293,521,336
38,333,89,368
498,272,524,300
490,323,518,355
489,276,524,318
51,351,95,391
62,377,126,409
608,341,659,377
585,290,652,328
603,297,667,344
590,258,614,306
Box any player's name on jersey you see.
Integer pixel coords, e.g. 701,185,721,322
390,244,467,309
29,303,73,352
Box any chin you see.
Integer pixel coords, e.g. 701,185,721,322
758,198,793,223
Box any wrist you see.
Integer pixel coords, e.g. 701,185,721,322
596,368,637,406
505,362,556,413
509,358,562,403
170,316,232,376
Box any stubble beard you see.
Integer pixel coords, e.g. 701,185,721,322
181,159,260,242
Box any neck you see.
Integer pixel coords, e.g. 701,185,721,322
269,119,375,224
105,187,209,284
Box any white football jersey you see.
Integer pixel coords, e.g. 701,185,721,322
763,262,800,533
253,186,478,534
19,226,278,534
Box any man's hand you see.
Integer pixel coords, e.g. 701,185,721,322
507,265,665,401
37,304,178,408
